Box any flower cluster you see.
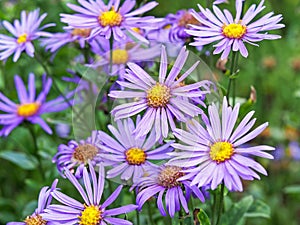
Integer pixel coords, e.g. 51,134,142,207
2,0,285,224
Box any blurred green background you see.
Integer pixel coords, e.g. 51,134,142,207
0,0,300,224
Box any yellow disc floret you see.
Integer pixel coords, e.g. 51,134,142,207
111,49,129,64
147,83,171,108
222,23,247,39
125,147,146,165
17,102,40,117
178,12,200,27
210,141,234,163
98,7,123,27
157,166,184,188
17,33,28,44
24,214,46,225
79,204,102,225
72,28,92,38
72,144,98,164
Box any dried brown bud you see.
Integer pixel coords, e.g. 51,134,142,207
250,85,257,103
262,56,277,70
216,57,228,73
291,57,300,72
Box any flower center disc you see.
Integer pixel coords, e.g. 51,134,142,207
24,214,46,225
17,102,40,117
79,205,102,225
125,147,146,165
98,7,123,27
111,49,129,64
147,83,171,108
222,23,246,39
210,141,234,163
72,28,92,38
72,144,98,163
178,12,200,27
157,166,184,188
17,33,28,44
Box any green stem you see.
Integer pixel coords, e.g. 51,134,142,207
147,201,155,225
215,183,225,225
226,52,237,104
27,124,45,181
109,36,114,74
211,191,217,225
132,192,141,225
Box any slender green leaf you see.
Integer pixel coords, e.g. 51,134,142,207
0,151,37,170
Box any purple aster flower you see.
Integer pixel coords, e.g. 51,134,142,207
0,9,54,62
0,73,74,136
186,0,285,59
134,165,205,217
289,141,300,160
97,117,174,183
53,131,113,178
41,28,94,53
42,163,137,225
109,45,212,140
7,179,58,225
168,97,275,192
60,0,160,43
89,37,161,77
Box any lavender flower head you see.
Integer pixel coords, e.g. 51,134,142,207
0,9,54,62
168,97,275,192
53,130,112,178
0,73,74,136
186,0,285,59
60,0,160,43
89,37,161,77
109,45,212,141
42,163,137,225
7,179,58,225
97,117,174,183
134,165,205,217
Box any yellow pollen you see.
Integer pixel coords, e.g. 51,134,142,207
72,28,91,38
125,147,146,165
17,33,28,44
157,166,184,188
163,24,172,30
131,27,141,34
17,102,40,117
210,141,234,163
111,49,129,64
79,204,102,225
147,83,171,108
24,214,46,225
72,144,98,164
178,12,200,27
222,23,247,39
98,7,123,27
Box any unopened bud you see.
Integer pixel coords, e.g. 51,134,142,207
216,58,228,73
250,85,256,103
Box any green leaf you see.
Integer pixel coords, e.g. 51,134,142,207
284,185,300,194
197,209,211,225
222,195,254,225
0,151,38,170
245,200,271,219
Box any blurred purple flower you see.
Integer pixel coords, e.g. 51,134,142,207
134,165,205,217
109,46,212,141
7,179,58,225
168,97,275,192
0,73,74,136
55,123,71,138
42,163,137,225
0,9,54,62
186,0,285,59
60,0,160,43
98,117,174,183
89,37,160,77
289,141,300,160
53,130,113,178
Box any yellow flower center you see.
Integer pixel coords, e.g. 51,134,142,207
17,33,28,44
17,102,40,117
163,24,172,30
111,49,129,64
72,144,98,164
72,28,92,38
210,141,234,163
157,166,184,188
79,205,102,225
125,147,146,165
131,27,141,34
178,12,200,27
24,214,46,225
98,7,123,27
222,23,247,39
147,83,171,108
